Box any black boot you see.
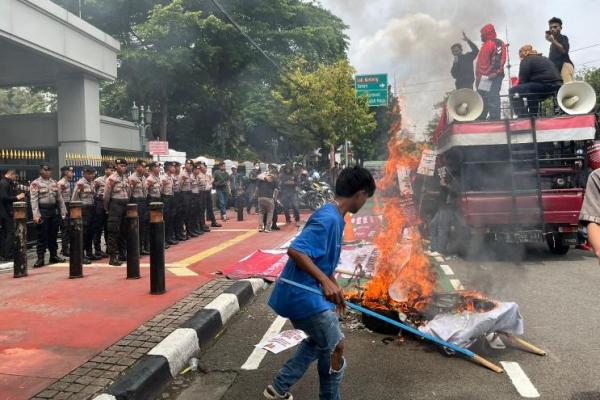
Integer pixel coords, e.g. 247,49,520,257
109,255,122,266
49,255,66,264
33,257,45,268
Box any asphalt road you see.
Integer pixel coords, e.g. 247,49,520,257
159,244,600,400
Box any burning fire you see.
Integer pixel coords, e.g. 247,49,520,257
360,136,437,313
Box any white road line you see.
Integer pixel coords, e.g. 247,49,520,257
449,279,464,290
434,256,445,262
501,361,540,398
241,316,288,370
440,264,454,275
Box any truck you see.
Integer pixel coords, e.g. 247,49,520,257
436,113,597,255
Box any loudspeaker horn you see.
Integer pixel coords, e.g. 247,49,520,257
557,81,597,115
447,89,484,122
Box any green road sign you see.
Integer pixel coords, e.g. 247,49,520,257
355,74,388,107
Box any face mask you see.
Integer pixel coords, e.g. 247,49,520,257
255,166,260,170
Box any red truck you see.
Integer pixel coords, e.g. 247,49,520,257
436,113,597,255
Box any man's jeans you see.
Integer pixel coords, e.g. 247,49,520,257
478,75,503,120
216,189,228,217
273,310,345,400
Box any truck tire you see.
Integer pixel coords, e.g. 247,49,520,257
546,234,570,255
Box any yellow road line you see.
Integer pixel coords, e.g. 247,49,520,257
170,230,259,267
46,230,259,274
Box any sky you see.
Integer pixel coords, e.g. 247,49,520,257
319,0,600,138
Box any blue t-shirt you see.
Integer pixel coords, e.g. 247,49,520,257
268,203,345,320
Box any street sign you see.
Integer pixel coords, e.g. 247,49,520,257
355,74,388,107
148,141,169,156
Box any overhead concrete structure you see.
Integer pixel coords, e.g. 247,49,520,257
0,0,137,167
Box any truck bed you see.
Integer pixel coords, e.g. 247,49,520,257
460,189,583,227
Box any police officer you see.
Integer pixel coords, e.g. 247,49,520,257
104,159,130,266
146,161,170,249
129,159,150,255
180,159,197,239
0,169,26,261
93,163,114,258
72,166,98,263
162,162,177,245
200,163,222,228
195,162,210,233
30,164,67,267
57,166,74,257
173,162,187,241
191,163,205,236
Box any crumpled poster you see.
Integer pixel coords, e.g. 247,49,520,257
418,302,524,348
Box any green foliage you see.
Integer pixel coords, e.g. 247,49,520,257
578,67,600,107
0,88,55,115
50,0,392,162
272,59,376,165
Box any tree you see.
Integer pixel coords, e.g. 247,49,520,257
579,67,600,108
272,59,376,167
0,88,55,115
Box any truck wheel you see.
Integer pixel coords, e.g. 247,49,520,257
546,234,570,255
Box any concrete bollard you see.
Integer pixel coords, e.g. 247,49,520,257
126,203,141,279
149,202,165,294
69,201,84,279
13,202,28,278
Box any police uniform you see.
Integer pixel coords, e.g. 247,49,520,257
93,166,112,257
72,167,98,262
104,159,131,266
162,162,177,245
30,164,67,267
180,160,197,238
172,163,187,241
202,165,221,228
129,160,150,255
190,168,204,236
57,166,73,256
196,164,210,232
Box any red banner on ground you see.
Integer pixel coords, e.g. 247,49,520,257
221,250,288,281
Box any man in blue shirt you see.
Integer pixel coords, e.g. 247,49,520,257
265,166,376,400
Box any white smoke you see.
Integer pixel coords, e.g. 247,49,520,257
319,0,586,138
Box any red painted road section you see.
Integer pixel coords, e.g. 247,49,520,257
0,211,308,400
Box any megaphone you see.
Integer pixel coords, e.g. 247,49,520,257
557,81,597,115
447,89,484,122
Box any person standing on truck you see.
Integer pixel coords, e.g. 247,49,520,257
547,17,574,83
509,45,562,117
476,24,506,120
451,31,479,90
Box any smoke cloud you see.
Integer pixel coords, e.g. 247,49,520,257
320,0,597,137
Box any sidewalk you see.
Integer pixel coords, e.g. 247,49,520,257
0,211,306,400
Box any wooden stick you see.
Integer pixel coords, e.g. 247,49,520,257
472,354,505,373
502,334,547,356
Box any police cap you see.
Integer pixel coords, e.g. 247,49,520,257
135,159,147,167
83,166,96,173
40,163,52,171
61,166,74,173
115,158,128,165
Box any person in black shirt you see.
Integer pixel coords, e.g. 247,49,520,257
450,31,479,89
0,169,26,261
509,44,562,117
547,17,574,83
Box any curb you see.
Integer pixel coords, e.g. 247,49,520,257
93,278,267,400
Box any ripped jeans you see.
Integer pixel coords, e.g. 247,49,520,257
273,309,345,400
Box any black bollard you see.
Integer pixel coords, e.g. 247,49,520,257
69,201,84,279
13,202,28,278
126,203,141,279
149,202,165,294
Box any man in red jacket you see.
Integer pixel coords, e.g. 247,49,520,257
476,24,507,120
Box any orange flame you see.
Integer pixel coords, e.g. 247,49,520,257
361,133,437,312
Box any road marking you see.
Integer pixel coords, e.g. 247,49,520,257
501,361,540,398
171,230,259,267
440,264,454,275
167,267,198,276
434,256,445,262
241,316,287,370
449,279,464,290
